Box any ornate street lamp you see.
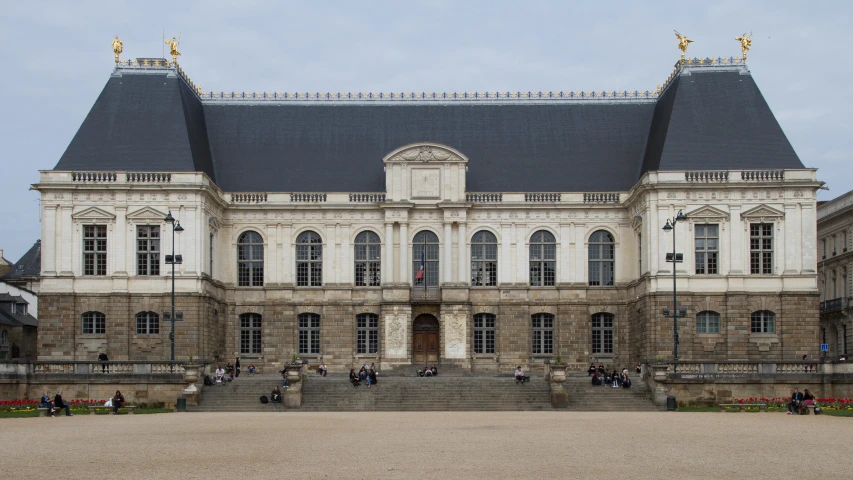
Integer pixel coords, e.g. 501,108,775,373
662,210,687,373
164,211,184,362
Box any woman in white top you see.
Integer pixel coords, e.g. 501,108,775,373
215,366,225,382
515,366,525,384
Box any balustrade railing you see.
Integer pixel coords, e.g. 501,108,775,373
291,193,327,203
583,192,620,203
685,171,728,182
411,286,440,301
741,170,784,181
126,172,172,183
349,193,386,203
524,193,561,202
466,193,502,203
72,172,117,182
30,361,204,375
648,361,824,376
820,298,847,312
231,193,268,203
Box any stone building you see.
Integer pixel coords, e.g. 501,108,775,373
817,190,852,358
32,55,821,372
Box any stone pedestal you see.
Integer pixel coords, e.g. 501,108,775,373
650,364,669,406
284,363,304,408
182,364,200,395
549,364,568,408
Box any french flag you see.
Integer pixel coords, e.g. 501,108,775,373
415,246,425,282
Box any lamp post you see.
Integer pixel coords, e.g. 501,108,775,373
662,210,686,373
164,211,184,362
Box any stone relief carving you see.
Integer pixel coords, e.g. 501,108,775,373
389,145,461,163
443,313,466,359
385,314,407,358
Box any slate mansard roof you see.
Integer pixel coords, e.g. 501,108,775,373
54,61,805,193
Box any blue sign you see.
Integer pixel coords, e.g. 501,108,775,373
820,344,829,351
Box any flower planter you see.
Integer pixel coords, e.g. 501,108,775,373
651,364,669,383
182,364,200,394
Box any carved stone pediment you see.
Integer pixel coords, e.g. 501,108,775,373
383,142,468,164
741,204,785,221
687,205,729,222
126,206,167,224
71,206,116,223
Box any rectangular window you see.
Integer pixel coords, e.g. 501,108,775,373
591,313,614,354
239,314,262,354
694,224,719,275
355,244,381,287
696,311,721,334
473,314,496,354
136,312,160,334
750,311,775,333
531,314,554,354
82,312,105,334
356,313,379,354
749,223,773,275
638,233,642,276
136,225,160,276
83,225,107,276
209,233,214,276
298,313,321,354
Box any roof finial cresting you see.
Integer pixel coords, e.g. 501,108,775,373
111,35,123,65
674,30,693,62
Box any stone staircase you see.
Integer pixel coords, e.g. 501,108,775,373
187,370,661,412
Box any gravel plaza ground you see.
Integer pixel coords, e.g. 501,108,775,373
2,411,850,480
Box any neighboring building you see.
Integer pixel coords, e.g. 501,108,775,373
0,282,38,360
817,191,852,358
1,240,42,293
32,55,821,371
0,249,12,277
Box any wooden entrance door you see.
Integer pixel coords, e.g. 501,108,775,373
413,314,439,364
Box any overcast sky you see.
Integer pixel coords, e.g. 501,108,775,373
0,0,850,261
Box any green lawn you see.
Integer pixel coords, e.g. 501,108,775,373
0,408,173,418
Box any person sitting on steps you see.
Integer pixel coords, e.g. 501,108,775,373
40,391,55,417
247,364,256,376
349,368,360,386
515,366,525,384
111,390,125,415
587,363,596,376
317,363,327,377
430,365,438,376
787,388,804,415
271,386,282,403
214,366,225,383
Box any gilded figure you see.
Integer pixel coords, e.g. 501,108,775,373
111,36,123,64
674,30,693,60
735,32,753,61
165,35,181,64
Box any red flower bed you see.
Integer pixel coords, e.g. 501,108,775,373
732,397,853,410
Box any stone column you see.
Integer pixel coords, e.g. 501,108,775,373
729,205,743,274
114,206,128,276
42,205,57,275
457,222,467,284
801,204,816,273
281,224,292,284
384,223,394,284
399,223,408,283
59,206,73,275
500,223,511,284
443,222,453,283
340,224,351,285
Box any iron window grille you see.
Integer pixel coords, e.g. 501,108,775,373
696,311,721,334
750,310,776,333
531,313,554,354
136,225,161,276
135,311,160,334
354,231,381,287
82,311,106,334
356,313,379,354
83,225,107,276
591,312,614,354
473,313,496,354
529,230,556,286
296,231,323,287
237,231,264,286
588,230,615,286
471,231,498,286
298,313,321,354
412,230,440,286
749,224,773,275
239,313,262,354
694,224,719,275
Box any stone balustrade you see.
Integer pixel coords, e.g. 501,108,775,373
24,361,208,376
648,361,824,376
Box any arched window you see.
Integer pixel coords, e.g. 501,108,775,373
136,311,160,335
529,230,556,287
473,313,496,354
696,311,721,334
591,313,614,354
237,231,264,287
588,230,615,286
751,310,775,333
356,313,379,354
354,231,381,287
412,231,439,286
471,231,498,286
239,313,262,354
531,313,554,354
296,231,323,287
298,313,321,354
82,311,106,334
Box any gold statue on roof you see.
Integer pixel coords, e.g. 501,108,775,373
735,32,753,61
111,36,123,64
165,35,181,65
674,30,693,61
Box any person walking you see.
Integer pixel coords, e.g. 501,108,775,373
98,352,109,373
235,357,241,378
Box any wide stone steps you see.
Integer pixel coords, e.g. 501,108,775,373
188,373,662,412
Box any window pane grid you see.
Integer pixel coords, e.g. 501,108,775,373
356,313,379,354
529,231,556,287
588,231,615,286
750,310,775,333
473,313,496,354
412,232,440,286
695,224,719,275
237,232,264,286
591,313,614,354
239,313,262,354
296,232,323,287
82,312,106,334
750,223,773,275
83,225,107,276
354,232,382,287
298,313,321,354
531,313,554,354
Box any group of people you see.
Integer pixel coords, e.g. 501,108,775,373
38,389,127,416
587,363,632,389
214,359,242,383
787,388,816,414
417,365,438,377
350,363,378,387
